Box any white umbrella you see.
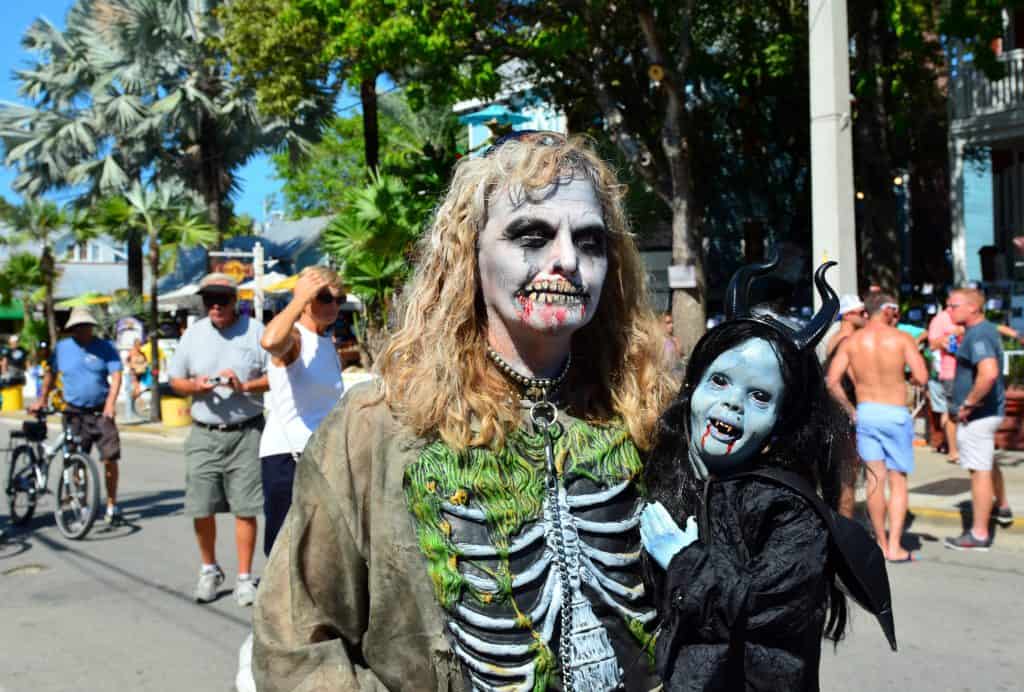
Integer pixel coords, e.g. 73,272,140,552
158,283,201,311
158,283,199,301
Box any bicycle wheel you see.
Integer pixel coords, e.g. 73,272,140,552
5,445,38,525
54,453,100,539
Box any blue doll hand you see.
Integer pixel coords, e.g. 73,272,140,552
640,502,699,570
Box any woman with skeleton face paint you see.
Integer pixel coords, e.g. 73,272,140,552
253,133,677,691
640,259,897,691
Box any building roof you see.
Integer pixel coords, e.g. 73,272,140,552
55,262,140,300
262,214,329,251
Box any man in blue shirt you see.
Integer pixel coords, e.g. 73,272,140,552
945,288,1013,550
32,307,124,525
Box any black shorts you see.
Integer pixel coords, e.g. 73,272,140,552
64,408,121,462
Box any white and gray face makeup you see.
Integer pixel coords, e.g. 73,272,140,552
688,337,785,474
478,176,608,341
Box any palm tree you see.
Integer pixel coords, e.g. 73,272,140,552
321,172,424,364
4,200,67,346
0,253,46,342
114,181,217,421
0,0,326,250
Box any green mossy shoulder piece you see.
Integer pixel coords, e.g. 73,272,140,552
404,419,640,607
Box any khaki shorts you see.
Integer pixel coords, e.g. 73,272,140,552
957,416,1002,472
184,421,263,517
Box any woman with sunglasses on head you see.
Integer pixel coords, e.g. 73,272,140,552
258,266,345,556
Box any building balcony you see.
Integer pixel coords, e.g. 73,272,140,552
951,49,1024,142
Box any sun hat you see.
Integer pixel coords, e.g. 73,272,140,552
65,306,99,329
838,294,865,316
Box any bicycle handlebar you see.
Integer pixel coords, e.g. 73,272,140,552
29,407,60,419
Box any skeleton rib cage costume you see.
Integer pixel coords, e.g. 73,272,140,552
405,359,660,691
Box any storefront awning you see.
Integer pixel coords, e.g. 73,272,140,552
0,300,24,320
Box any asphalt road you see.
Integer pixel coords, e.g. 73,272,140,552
1,422,1022,691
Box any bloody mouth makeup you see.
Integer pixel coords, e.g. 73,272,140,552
478,176,608,347
688,337,785,474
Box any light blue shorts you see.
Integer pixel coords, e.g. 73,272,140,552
856,402,914,473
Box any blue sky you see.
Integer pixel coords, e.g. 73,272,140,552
0,1,285,221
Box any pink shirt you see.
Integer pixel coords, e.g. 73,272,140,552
928,308,958,380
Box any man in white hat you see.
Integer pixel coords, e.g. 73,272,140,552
168,272,269,607
824,293,867,358
32,306,124,524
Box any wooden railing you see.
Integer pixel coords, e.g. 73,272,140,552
951,49,1024,122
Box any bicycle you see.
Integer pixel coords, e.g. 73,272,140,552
4,408,102,540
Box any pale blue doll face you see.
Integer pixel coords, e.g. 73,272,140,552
688,337,785,473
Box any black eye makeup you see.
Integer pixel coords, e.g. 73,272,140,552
573,224,607,254
501,217,607,253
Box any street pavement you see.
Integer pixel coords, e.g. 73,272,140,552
1,416,1023,691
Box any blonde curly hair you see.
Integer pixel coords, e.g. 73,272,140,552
376,134,675,451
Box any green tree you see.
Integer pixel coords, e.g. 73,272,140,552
272,91,461,217
220,0,501,173
103,182,217,420
0,252,46,349
848,0,1020,290
4,200,67,346
0,0,328,248
321,172,428,362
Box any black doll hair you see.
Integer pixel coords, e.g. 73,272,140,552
643,317,856,643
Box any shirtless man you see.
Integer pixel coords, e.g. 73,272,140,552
827,292,928,561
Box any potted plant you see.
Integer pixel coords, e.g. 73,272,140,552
998,350,1024,449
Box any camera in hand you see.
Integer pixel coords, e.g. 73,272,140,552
209,375,230,386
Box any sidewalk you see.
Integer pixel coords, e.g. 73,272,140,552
865,443,1023,530
3,404,1020,528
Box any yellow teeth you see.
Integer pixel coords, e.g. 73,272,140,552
524,278,583,296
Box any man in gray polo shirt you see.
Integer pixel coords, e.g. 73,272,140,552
169,273,269,606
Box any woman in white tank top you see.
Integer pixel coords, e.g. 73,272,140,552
258,266,344,555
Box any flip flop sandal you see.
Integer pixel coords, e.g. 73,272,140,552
887,553,921,564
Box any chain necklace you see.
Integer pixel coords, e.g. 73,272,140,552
490,345,577,690
486,347,571,402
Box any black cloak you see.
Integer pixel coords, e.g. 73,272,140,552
655,473,830,692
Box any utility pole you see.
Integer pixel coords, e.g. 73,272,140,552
809,0,858,303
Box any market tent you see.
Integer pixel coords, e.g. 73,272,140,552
238,272,290,300
263,273,363,311
158,284,199,301
265,274,298,292
157,283,201,311
56,293,113,308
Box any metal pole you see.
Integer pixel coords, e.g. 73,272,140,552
253,242,264,324
809,0,859,304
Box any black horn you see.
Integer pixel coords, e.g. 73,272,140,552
793,261,840,351
724,253,780,320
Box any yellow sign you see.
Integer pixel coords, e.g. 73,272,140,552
221,260,249,283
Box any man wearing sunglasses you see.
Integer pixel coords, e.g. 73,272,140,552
168,272,269,606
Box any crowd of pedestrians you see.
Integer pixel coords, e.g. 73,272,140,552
823,286,1016,559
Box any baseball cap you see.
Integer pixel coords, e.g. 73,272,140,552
198,272,238,295
838,294,865,316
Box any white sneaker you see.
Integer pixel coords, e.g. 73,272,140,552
194,565,225,603
233,576,257,607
